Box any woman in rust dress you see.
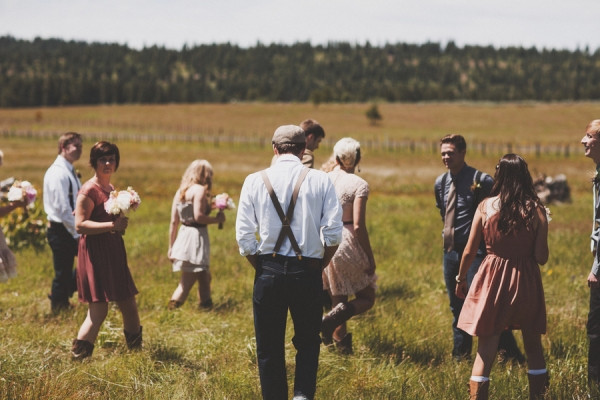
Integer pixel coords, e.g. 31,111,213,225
455,154,549,399
71,141,141,360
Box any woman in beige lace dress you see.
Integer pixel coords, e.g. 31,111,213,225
320,138,377,353
167,160,225,310
0,150,25,282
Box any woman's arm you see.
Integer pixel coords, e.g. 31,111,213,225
192,185,224,225
167,191,180,259
534,205,549,265
75,193,127,235
455,205,484,299
353,196,376,275
0,201,25,218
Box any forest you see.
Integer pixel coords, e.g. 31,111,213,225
1,35,599,107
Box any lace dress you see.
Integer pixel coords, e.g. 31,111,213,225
457,199,547,336
322,169,377,296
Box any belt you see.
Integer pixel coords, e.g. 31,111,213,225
182,222,207,228
258,254,322,270
343,220,354,225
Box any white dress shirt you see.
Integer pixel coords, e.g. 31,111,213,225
236,154,342,259
43,155,81,239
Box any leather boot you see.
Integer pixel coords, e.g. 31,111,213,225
71,339,94,360
124,326,143,350
321,302,355,345
168,300,183,310
528,372,549,400
334,333,353,355
469,379,489,400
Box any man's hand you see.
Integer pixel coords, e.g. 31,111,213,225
588,271,599,289
246,254,259,270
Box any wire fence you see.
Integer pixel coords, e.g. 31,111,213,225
0,129,574,158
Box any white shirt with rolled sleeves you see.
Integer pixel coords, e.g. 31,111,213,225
43,155,81,239
236,154,342,259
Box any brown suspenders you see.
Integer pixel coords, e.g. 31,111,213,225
260,167,310,260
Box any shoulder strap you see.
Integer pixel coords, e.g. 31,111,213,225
260,167,310,259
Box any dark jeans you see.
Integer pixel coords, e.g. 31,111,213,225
253,255,323,400
588,286,600,385
47,222,78,305
443,247,482,358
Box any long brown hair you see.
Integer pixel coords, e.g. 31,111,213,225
490,154,542,235
178,160,213,203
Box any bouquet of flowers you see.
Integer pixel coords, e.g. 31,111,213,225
104,186,141,215
7,180,37,208
213,193,236,229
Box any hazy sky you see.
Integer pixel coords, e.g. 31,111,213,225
1,0,598,51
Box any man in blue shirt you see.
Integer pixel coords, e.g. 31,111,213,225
435,134,523,362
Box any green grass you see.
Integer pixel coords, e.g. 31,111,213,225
0,102,598,398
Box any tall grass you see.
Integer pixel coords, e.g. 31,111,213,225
0,103,598,399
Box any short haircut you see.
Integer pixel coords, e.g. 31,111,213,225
89,141,120,171
274,142,306,157
440,134,466,152
57,132,82,154
300,119,325,139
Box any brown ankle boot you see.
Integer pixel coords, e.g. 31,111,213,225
124,326,143,350
321,302,355,344
469,379,489,400
168,300,183,310
334,333,353,355
528,372,549,400
71,339,94,360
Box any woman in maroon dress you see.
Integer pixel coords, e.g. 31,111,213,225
71,141,141,360
455,154,549,399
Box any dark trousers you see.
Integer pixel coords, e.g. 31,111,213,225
588,286,600,385
47,222,78,305
444,247,522,359
253,255,323,400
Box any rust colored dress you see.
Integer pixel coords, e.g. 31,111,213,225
457,200,546,336
76,181,138,303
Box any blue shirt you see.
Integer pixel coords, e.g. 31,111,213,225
434,164,493,249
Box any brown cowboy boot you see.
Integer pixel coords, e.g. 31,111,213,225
469,379,489,400
321,302,355,345
168,300,183,310
528,372,549,400
124,326,143,350
71,339,94,360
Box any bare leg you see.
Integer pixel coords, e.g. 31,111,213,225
116,296,141,334
170,271,198,303
472,334,501,377
197,270,212,305
77,302,109,344
331,286,375,341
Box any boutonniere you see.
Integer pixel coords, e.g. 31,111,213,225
470,181,481,192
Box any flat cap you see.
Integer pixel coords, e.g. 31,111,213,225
272,125,306,145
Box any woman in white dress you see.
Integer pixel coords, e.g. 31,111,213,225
320,138,377,353
167,160,225,310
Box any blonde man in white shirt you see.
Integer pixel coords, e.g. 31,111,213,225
236,125,342,400
43,132,82,313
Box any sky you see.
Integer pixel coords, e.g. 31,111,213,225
1,0,599,51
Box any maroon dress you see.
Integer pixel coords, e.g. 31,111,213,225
76,181,138,303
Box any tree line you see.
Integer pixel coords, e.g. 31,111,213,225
1,35,599,107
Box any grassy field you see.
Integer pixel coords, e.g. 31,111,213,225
0,102,599,399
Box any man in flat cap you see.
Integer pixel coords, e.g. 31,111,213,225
236,125,342,400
